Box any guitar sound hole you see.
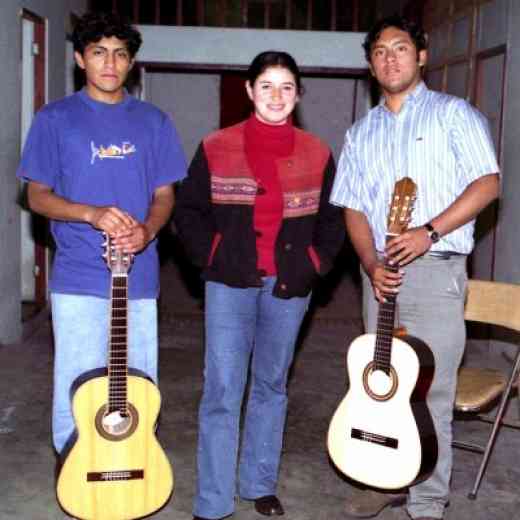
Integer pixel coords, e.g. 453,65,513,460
362,362,398,401
95,403,139,441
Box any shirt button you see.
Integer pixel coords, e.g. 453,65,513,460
280,283,287,291
257,187,266,195
284,243,292,251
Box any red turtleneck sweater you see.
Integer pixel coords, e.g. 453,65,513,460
244,114,295,276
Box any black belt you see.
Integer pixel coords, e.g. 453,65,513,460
425,251,466,260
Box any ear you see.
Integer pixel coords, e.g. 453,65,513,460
74,51,86,70
418,49,428,68
245,80,254,101
368,62,376,77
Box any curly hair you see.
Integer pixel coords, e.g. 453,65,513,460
363,14,427,63
72,11,142,58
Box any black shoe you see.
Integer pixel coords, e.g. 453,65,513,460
254,495,284,516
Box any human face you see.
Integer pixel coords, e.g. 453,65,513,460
75,36,134,104
369,26,426,100
246,66,299,126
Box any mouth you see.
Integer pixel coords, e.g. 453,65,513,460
267,104,285,111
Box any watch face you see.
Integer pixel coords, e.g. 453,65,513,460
431,231,440,243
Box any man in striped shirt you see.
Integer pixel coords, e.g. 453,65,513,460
330,14,499,520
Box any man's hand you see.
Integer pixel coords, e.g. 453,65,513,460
110,222,153,254
87,206,136,237
368,260,404,303
385,226,432,266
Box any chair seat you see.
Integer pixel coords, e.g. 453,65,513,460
455,367,508,412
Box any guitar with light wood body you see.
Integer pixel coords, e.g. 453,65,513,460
327,178,438,490
56,237,173,520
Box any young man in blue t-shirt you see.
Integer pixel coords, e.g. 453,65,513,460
17,12,186,455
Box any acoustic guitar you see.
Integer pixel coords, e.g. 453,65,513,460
327,177,438,490
57,236,173,519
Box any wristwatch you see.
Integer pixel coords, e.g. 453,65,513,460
424,223,440,243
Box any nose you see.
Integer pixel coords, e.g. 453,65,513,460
105,52,116,68
271,87,282,100
385,49,397,62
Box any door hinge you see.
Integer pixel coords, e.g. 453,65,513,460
32,42,40,56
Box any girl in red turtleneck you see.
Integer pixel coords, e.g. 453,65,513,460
175,51,344,520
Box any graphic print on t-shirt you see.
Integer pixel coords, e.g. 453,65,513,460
90,140,136,164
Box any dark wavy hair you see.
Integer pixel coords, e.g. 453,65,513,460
247,51,303,95
72,11,142,58
363,14,427,63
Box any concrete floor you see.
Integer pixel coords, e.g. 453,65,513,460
1,256,520,520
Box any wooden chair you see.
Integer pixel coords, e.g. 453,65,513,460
453,279,520,499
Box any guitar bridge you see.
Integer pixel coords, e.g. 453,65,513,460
87,469,144,482
351,428,398,449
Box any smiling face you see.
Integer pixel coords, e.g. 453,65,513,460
245,66,300,126
369,26,427,100
75,36,134,104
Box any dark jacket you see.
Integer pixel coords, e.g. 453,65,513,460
174,121,345,298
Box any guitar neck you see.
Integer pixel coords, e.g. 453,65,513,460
109,273,128,414
374,245,398,373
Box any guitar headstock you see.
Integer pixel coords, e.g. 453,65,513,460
103,234,133,275
387,177,417,236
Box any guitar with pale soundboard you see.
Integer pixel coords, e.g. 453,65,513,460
327,177,438,490
57,236,173,519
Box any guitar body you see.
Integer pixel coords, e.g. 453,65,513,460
57,374,173,520
328,333,437,490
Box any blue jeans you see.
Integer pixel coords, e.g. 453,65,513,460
362,255,467,519
193,278,310,519
50,293,158,454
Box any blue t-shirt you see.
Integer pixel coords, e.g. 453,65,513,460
17,89,187,299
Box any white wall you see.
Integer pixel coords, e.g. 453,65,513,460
137,25,367,70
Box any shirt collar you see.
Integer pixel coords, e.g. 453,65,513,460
376,81,428,116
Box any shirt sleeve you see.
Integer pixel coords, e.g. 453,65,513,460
450,100,500,185
329,128,367,213
16,108,60,188
152,113,187,190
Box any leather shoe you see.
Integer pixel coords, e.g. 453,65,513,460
254,495,284,516
345,487,406,518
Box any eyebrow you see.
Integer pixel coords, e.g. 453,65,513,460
373,38,412,49
90,44,129,53
258,80,296,85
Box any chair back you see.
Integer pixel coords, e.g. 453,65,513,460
465,279,520,333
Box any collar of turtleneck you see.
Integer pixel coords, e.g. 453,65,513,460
244,113,294,157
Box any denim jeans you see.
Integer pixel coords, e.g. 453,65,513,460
50,293,158,454
193,278,310,519
362,255,467,519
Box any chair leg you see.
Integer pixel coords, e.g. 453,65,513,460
468,350,520,499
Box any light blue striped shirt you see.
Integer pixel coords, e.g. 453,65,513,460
330,81,499,254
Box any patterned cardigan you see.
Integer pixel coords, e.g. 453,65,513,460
174,121,345,298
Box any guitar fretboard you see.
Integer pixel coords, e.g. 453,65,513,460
108,274,128,414
374,252,398,374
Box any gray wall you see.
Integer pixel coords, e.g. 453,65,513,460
145,72,221,162
0,0,86,344
496,0,520,285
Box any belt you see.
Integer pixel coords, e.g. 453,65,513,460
424,251,466,260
